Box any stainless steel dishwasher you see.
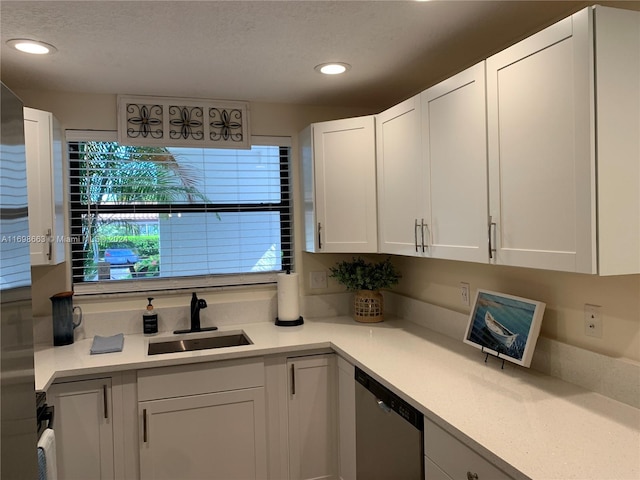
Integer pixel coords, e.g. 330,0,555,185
355,366,424,479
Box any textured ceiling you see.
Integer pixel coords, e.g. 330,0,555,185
2,0,638,110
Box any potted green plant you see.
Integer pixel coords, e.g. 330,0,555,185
329,257,401,323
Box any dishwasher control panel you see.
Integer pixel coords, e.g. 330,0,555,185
355,366,423,430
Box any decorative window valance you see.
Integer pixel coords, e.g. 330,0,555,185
117,95,251,149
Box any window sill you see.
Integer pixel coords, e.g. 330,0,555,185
73,272,279,297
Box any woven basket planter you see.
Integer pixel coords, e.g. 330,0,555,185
353,290,384,323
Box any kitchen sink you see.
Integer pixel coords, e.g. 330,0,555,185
148,331,252,355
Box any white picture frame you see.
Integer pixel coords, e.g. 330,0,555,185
463,289,546,367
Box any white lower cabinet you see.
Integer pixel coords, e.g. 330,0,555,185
425,457,453,480
137,358,267,480
424,418,512,480
48,377,115,480
287,353,338,480
337,357,356,480
139,389,266,480
47,373,138,480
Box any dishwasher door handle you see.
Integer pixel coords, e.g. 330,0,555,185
376,398,392,413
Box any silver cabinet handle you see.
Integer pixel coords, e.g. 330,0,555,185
467,472,479,480
317,222,322,250
46,228,52,261
414,219,419,253
103,384,108,419
421,218,427,252
142,409,148,443
290,363,296,395
488,217,497,259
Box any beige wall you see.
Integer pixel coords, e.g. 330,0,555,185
15,88,640,362
302,250,640,362
392,257,640,362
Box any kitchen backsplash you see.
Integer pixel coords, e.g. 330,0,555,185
33,293,278,343
384,292,639,409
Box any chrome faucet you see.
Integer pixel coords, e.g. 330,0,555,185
173,292,218,334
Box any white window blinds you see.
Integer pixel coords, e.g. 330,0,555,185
67,131,293,294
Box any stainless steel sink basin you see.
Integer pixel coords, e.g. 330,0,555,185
148,331,252,355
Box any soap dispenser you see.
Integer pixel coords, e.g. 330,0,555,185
143,297,158,335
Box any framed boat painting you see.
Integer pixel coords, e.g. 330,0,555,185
463,289,546,367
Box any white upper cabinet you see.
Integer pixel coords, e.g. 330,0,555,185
376,95,424,256
594,6,640,275
377,62,488,263
487,8,594,273
421,61,489,263
486,6,640,274
24,107,66,265
301,116,377,253
304,6,638,275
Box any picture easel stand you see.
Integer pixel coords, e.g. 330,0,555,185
481,346,506,370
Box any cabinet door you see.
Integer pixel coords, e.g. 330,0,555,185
312,117,377,253
376,95,424,256
422,62,489,263
139,388,267,480
287,354,338,480
486,8,595,273
337,357,356,480
48,378,115,480
424,456,452,480
595,6,640,275
424,418,513,480
300,125,317,252
24,107,65,265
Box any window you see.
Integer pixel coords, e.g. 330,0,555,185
68,132,293,294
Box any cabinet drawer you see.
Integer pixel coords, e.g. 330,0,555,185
425,456,452,480
137,357,264,401
424,418,512,480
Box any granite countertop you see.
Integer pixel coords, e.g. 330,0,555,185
34,316,640,480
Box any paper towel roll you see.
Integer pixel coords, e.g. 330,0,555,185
277,272,300,321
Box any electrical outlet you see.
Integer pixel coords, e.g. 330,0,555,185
460,282,470,306
310,271,328,289
584,304,602,338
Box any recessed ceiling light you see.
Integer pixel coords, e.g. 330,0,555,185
314,62,351,75
7,38,57,55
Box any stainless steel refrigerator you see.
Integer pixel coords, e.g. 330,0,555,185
1,81,38,479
